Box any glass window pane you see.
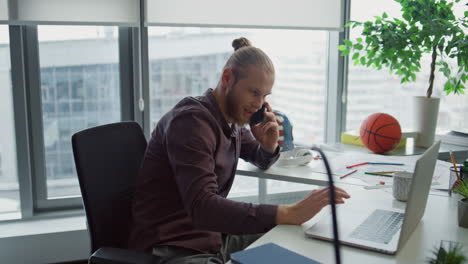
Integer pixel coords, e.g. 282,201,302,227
346,1,468,133
148,27,328,197
38,26,120,199
148,27,327,142
0,25,21,220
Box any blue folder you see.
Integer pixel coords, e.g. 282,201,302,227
230,242,320,264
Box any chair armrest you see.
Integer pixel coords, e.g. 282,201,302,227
89,247,162,264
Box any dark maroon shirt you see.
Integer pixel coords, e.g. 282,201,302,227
128,89,279,253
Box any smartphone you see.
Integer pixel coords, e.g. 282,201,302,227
249,104,266,126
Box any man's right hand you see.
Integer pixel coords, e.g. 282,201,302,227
276,187,351,225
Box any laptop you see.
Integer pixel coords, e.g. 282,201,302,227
304,141,441,255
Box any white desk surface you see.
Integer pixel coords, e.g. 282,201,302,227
236,159,363,187
236,142,464,195
246,184,468,264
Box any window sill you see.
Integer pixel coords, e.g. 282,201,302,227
0,211,90,263
0,213,87,238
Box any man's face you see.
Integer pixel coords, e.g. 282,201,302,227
224,66,274,126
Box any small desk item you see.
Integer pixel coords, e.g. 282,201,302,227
230,242,320,264
364,172,393,177
346,162,405,168
340,169,358,179
346,162,368,168
367,162,405,166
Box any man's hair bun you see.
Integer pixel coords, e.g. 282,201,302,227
232,37,252,51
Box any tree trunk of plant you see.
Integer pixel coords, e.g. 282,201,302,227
427,46,437,98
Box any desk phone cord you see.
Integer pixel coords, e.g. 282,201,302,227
311,147,341,264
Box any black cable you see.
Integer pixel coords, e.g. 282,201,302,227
310,146,341,264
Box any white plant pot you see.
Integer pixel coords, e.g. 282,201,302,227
414,96,440,148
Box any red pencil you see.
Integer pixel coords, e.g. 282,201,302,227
346,162,368,169
340,169,358,179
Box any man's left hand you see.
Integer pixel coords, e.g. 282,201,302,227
251,102,279,153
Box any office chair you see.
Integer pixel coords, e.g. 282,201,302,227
72,121,161,264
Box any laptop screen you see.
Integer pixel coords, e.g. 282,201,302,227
397,141,441,249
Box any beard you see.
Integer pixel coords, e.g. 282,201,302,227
225,87,248,126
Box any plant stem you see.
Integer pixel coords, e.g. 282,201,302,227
427,45,437,98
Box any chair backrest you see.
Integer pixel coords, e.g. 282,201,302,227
72,121,147,253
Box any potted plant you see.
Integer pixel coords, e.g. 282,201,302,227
339,0,468,147
454,179,468,228
427,240,466,264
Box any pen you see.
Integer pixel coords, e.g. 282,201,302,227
364,185,392,190
367,162,405,166
346,162,368,168
373,171,403,174
340,169,358,179
364,172,393,177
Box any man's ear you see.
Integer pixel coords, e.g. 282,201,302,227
221,68,234,88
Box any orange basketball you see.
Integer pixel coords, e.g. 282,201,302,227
360,113,402,154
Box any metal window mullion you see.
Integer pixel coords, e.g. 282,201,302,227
134,0,150,137
9,25,34,218
325,0,350,144
21,25,48,210
339,0,351,135
140,27,150,137
131,28,143,125
118,27,136,122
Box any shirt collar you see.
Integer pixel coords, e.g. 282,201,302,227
204,89,239,138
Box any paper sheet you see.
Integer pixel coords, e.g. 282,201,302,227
319,151,452,191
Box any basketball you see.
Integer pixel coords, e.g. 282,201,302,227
360,113,402,154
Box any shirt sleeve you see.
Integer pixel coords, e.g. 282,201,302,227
165,111,277,234
239,127,280,170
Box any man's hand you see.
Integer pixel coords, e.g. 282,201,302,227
251,102,279,153
276,186,351,225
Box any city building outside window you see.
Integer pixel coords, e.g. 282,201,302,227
38,26,121,198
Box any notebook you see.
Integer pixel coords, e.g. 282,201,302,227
231,242,320,264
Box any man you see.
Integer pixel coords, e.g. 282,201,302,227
129,38,350,263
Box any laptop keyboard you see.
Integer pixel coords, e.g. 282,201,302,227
350,209,404,244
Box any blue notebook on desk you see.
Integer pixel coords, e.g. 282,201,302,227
231,242,320,264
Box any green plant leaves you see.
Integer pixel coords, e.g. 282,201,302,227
339,0,467,97
428,241,467,264
354,44,364,50
343,39,353,47
352,52,360,60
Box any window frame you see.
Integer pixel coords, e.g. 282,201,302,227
3,0,352,219
5,24,142,215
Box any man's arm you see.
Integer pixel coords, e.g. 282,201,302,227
166,112,277,234
239,128,279,170
240,102,280,169
275,187,351,225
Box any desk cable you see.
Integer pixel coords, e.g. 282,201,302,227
311,146,341,264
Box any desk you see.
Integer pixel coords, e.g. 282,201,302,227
236,142,468,196
245,184,468,263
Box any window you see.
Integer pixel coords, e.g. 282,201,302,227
0,25,21,220
148,27,328,197
148,27,328,143
346,0,468,133
38,26,120,199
